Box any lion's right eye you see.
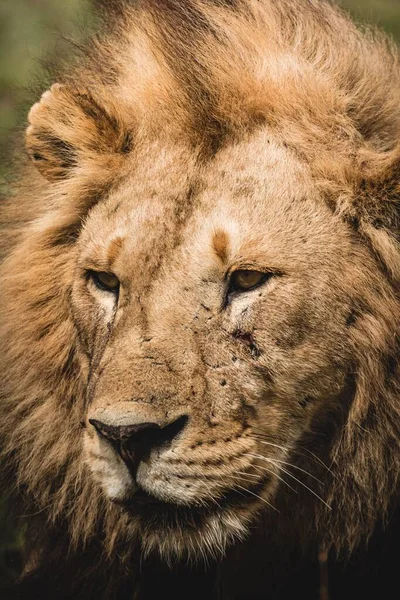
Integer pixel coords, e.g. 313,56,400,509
89,271,120,293
229,270,271,293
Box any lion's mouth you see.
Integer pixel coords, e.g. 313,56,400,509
116,478,268,521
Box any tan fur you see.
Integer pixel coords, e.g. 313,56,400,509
212,230,230,263
1,0,400,592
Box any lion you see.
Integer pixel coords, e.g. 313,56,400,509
1,0,400,598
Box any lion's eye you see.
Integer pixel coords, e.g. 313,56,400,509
89,271,120,293
230,270,268,292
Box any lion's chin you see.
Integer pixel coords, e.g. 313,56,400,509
115,486,261,563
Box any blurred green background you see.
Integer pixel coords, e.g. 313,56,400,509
0,0,400,589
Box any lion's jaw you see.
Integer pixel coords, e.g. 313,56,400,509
75,132,360,559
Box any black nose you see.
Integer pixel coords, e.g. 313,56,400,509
89,416,188,473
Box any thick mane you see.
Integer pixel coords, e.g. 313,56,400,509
1,0,400,595
4,0,400,261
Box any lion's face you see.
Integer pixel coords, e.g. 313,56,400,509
73,130,360,557
3,0,400,577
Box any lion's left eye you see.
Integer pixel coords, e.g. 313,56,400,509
89,271,120,293
229,270,269,292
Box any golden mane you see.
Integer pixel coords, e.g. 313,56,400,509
1,1,400,597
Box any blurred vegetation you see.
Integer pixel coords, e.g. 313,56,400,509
0,1,94,175
343,0,400,39
0,0,399,589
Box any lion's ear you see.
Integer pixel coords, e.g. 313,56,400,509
26,84,131,181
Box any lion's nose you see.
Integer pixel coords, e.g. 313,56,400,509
89,420,162,444
89,415,188,473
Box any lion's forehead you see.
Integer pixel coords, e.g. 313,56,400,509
79,132,346,284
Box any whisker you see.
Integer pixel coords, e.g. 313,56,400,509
248,437,290,454
232,468,299,495
245,453,331,510
249,442,324,482
230,473,264,488
250,431,334,475
297,445,336,476
267,457,324,484
251,463,299,495
234,484,280,512
235,471,262,480
277,466,331,510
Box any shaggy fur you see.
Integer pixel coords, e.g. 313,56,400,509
1,1,400,598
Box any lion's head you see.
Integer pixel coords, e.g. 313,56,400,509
1,0,400,582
